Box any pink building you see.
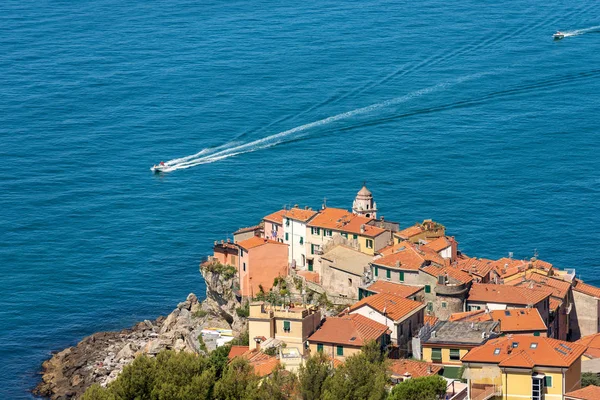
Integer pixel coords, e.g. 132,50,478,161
237,236,289,297
262,209,286,243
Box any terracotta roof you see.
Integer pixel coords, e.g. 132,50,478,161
574,280,600,299
576,333,600,359
424,236,452,253
396,225,424,239
421,265,473,284
332,358,344,368
549,298,561,311
424,315,439,327
349,292,424,321
234,225,262,234
364,280,423,298
372,243,428,270
467,283,551,306
252,356,280,377
237,236,288,250
566,385,600,400
263,209,286,224
490,309,547,333
228,345,250,360
284,207,318,222
389,359,442,379
297,270,320,283
307,207,386,237
448,310,488,322
456,256,495,278
506,272,571,301
462,335,586,368
308,313,390,347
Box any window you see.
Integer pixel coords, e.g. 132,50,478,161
311,227,320,235
494,348,501,355
427,302,433,312
530,343,538,349
532,376,543,400
512,342,519,348
317,343,323,352
544,376,552,387
425,285,431,293
285,233,289,241
341,233,348,238
243,262,246,272
534,331,540,337
273,225,278,232
441,302,447,309
374,266,379,277
386,269,391,279
450,349,461,360
348,278,352,286
286,218,290,227
326,229,333,237
399,271,404,282
311,244,315,254
283,320,291,332
366,239,373,249
299,236,304,245
337,345,344,356
353,234,358,240
469,305,481,311
431,348,442,361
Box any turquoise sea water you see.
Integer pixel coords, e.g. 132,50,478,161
1,0,599,397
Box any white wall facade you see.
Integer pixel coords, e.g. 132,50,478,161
439,246,452,260
350,305,398,342
284,218,308,268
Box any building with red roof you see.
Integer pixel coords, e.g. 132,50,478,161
566,385,600,400
307,313,390,361
236,236,289,297
462,335,586,400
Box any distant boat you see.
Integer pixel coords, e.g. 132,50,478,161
553,31,565,40
151,162,168,173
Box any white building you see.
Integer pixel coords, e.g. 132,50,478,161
283,207,317,269
352,184,377,218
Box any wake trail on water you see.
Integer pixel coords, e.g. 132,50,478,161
161,72,493,172
563,25,600,37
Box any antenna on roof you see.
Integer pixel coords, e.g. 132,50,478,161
322,197,327,209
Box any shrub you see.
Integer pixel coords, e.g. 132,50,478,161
193,309,209,318
236,302,249,318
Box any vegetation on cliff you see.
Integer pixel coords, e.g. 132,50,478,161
81,341,446,400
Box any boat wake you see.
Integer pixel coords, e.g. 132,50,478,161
563,25,600,37
157,72,491,172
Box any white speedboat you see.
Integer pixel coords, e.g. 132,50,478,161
553,31,565,40
151,162,168,173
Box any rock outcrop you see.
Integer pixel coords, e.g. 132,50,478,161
34,262,246,399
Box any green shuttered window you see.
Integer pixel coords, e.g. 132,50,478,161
283,320,291,332
431,348,442,361
450,349,460,360
317,343,323,352
337,345,343,356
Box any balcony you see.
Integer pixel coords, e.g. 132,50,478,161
471,384,501,400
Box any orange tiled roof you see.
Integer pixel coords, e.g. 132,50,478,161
349,292,424,321
421,264,473,284
284,207,318,222
423,236,452,253
396,224,424,239
297,270,320,283
467,283,551,306
490,309,547,333
252,356,280,377
456,256,495,278
308,313,390,347
372,243,428,270
389,359,442,379
505,272,571,300
228,345,250,360
307,207,386,237
448,309,488,322
575,333,600,359
462,335,586,368
424,315,439,326
237,236,288,250
263,209,286,224
574,280,600,299
364,280,423,298
566,385,600,400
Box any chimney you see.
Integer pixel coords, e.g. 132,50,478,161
360,224,365,233
395,260,401,268
427,365,432,374
431,331,436,338
294,204,299,208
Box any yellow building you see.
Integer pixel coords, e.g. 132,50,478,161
307,313,390,362
248,302,321,355
462,335,586,400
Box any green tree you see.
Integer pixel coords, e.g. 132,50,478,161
109,353,157,399
258,364,299,400
387,375,447,400
321,341,388,400
208,344,232,379
298,352,332,400
213,357,262,400
582,372,600,387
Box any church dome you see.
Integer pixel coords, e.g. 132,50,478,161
357,185,372,197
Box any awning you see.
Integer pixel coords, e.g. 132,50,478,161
442,366,463,380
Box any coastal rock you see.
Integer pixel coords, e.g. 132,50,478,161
35,263,247,399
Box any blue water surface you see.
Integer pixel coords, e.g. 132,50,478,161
1,0,599,397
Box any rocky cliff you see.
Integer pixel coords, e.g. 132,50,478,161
34,263,245,399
